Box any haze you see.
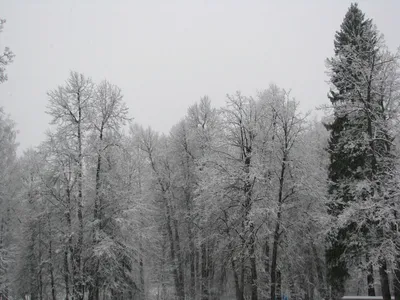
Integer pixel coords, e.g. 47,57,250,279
1,0,399,152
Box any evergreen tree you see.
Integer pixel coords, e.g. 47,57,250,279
325,4,399,300
325,4,376,296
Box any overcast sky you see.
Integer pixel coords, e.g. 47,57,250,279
1,0,400,153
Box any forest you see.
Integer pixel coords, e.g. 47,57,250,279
1,3,400,300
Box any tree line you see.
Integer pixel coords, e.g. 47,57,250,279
1,3,400,300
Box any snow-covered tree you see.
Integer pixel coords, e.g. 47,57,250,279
47,71,94,300
0,19,14,83
86,79,130,300
0,108,18,299
325,4,400,300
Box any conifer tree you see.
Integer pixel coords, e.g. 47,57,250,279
325,4,376,297
325,4,399,300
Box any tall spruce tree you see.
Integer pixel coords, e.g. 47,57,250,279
325,3,394,299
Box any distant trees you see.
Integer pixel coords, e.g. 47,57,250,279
0,108,18,300
0,19,14,83
0,28,16,300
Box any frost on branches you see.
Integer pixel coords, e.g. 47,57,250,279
325,3,400,300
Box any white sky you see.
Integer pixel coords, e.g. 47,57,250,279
1,0,400,153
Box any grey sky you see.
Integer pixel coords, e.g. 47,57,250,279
1,0,399,153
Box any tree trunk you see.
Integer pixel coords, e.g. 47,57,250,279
289,275,296,300
264,239,270,297
160,236,167,300
0,218,5,300
207,242,215,300
379,258,391,300
240,244,245,300
165,197,184,300
366,255,375,296
65,186,73,300
38,220,43,300
232,258,244,300
186,190,196,300
271,216,280,300
312,243,326,298
276,270,282,300
249,228,258,300
76,95,84,300
217,263,227,300
243,153,257,300
64,246,70,300
188,230,196,300
30,226,37,300
202,243,210,300
271,147,287,300
173,210,185,300
196,246,201,300
47,213,57,300
394,259,400,300
309,259,315,300
183,146,196,300
140,254,145,300
91,127,104,300
365,102,377,297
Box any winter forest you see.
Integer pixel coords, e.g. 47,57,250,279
1,3,400,300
